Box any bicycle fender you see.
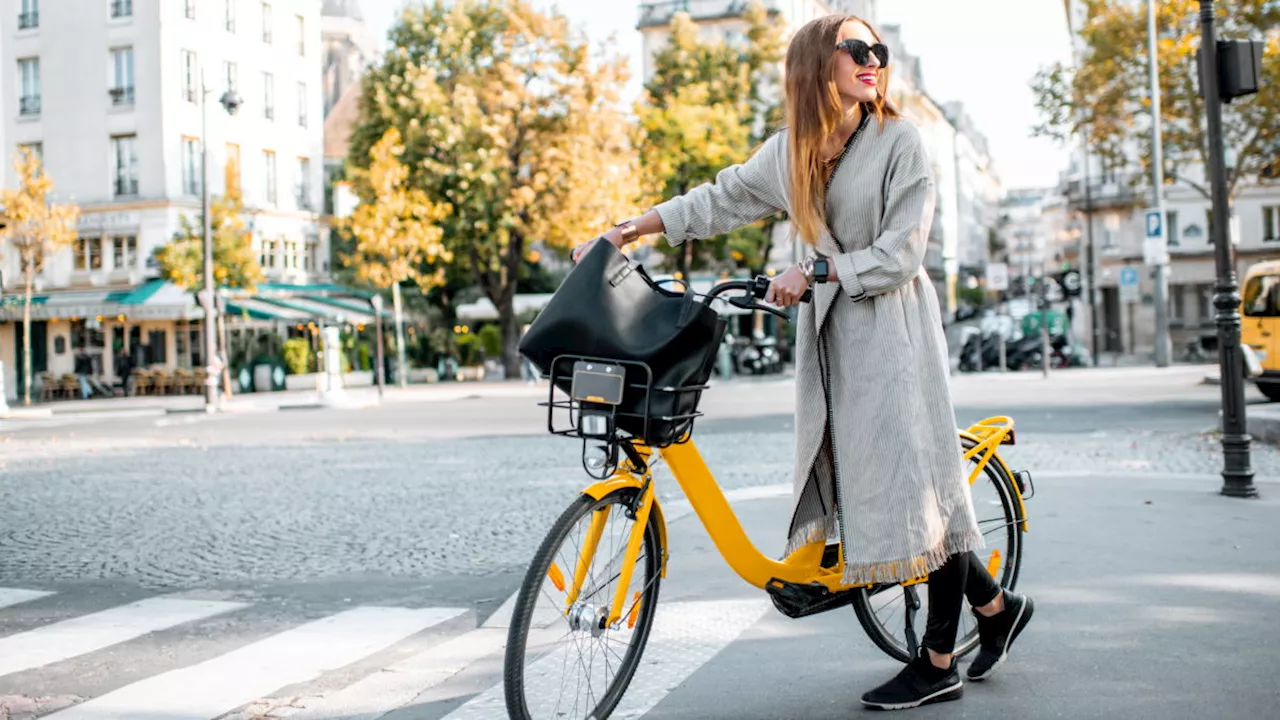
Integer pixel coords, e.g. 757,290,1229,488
959,430,1029,533
582,477,670,578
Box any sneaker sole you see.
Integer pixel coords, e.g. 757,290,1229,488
967,596,1035,682
861,681,963,711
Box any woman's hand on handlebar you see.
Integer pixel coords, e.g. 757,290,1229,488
765,265,811,308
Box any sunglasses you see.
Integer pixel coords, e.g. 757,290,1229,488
837,39,890,69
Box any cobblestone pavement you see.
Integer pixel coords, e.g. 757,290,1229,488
3,409,1277,591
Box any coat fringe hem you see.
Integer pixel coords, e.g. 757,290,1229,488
781,517,838,560
815,528,985,587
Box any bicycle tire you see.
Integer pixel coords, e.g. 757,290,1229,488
850,435,1024,663
504,489,663,720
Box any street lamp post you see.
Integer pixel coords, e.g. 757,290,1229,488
370,294,386,397
1199,0,1258,498
199,67,243,412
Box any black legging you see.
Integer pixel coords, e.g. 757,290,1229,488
921,551,1003,655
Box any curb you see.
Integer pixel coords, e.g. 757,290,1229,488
1248,412,1280,445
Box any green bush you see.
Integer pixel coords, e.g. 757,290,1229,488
282,338,312,375
477,324,501,358
357,342,371,371
456,333,481,366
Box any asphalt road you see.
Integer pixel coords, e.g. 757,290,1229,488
2,365,1278,719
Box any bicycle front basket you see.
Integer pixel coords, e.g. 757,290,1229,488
518,240,725,443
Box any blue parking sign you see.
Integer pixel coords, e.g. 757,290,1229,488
1146,210,1163,239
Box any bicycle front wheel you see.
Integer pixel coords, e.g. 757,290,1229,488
850,435,1024,662
504,488,663,720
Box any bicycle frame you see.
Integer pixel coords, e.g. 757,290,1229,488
567,416,1024,627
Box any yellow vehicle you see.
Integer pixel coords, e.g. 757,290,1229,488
1240,259,1280,401
503,275,1036,720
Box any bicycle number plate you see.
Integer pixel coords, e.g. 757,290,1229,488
570,361,625,405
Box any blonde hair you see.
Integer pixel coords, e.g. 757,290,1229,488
785,15,899,245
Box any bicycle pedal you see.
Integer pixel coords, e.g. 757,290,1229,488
766,578,858,619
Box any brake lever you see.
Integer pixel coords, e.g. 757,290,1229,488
728,295,791,320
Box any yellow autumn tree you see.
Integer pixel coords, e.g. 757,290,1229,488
341,126,451,385
347,0,644,377
0,148,79,405
342,127,451,291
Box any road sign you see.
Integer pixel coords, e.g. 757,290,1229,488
1059,269,1082,297
986,263,1009,292
1143,207,1169,265
1119,265,1140,303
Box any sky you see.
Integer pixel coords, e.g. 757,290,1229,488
359,0,1076,191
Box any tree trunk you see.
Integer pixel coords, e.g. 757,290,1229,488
498,290,521,380
22,266,33,406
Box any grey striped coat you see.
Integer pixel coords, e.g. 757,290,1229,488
654,115,983,585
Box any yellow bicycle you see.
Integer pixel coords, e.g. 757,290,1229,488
504,276,1035,720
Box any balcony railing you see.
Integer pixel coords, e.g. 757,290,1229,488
637,0,779,28
296,189,313,210
264,106,275,120
111,0,132,18
19,95,40,116
18,11,37,29
114,178,139,197
1061,173,1143,211
110,86,135,105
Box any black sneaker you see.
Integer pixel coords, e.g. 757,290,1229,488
966,590,1034,681
861,650,963,711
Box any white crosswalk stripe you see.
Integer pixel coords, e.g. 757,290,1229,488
0,585,774,720
0,596,246,678
0,586,52,609
444,598,772,720
42,605,468,720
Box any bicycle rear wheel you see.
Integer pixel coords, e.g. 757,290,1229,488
850,436,1024,663
504,488,663,720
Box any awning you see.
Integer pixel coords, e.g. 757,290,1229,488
223,297,315,322
0,280,198,321
457,293,556,322
254,295,376,325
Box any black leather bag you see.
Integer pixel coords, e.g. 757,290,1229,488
518,239,726,445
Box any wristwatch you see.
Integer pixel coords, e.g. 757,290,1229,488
800,257,830,284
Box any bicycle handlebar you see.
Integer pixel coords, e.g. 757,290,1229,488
701,275,812,321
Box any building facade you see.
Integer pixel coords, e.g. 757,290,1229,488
943,101,1001,281
0,0,329,400
1059,0,1280,361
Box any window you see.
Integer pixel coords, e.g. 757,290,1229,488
110,47,134,105
184,0,195,19
296,157,311,209
262,72,274,120
225,0,236,31
1265,206,1279,242
263,150,276,204
182,50,197,102
112,134,138,196
1166,210,1179,247
18,57,40,115
147,329,168,364
74,238,103,271
297,81,306,127
296,13,305,55
261,2,272,43
225,142,241,195
182,137,201,195
260,239,276,268
1244,275,1280,317
111,0,132,19
18,142,42,164
305,240,317,271
224,61,237,93
19,0,38,29
112,235,137,270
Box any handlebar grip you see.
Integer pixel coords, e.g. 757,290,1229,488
751,275,814,304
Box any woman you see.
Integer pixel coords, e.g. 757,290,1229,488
573,14,1033,711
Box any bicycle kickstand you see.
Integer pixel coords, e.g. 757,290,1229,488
902,585,921,660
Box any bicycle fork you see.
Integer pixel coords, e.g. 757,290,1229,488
563,482,656,630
